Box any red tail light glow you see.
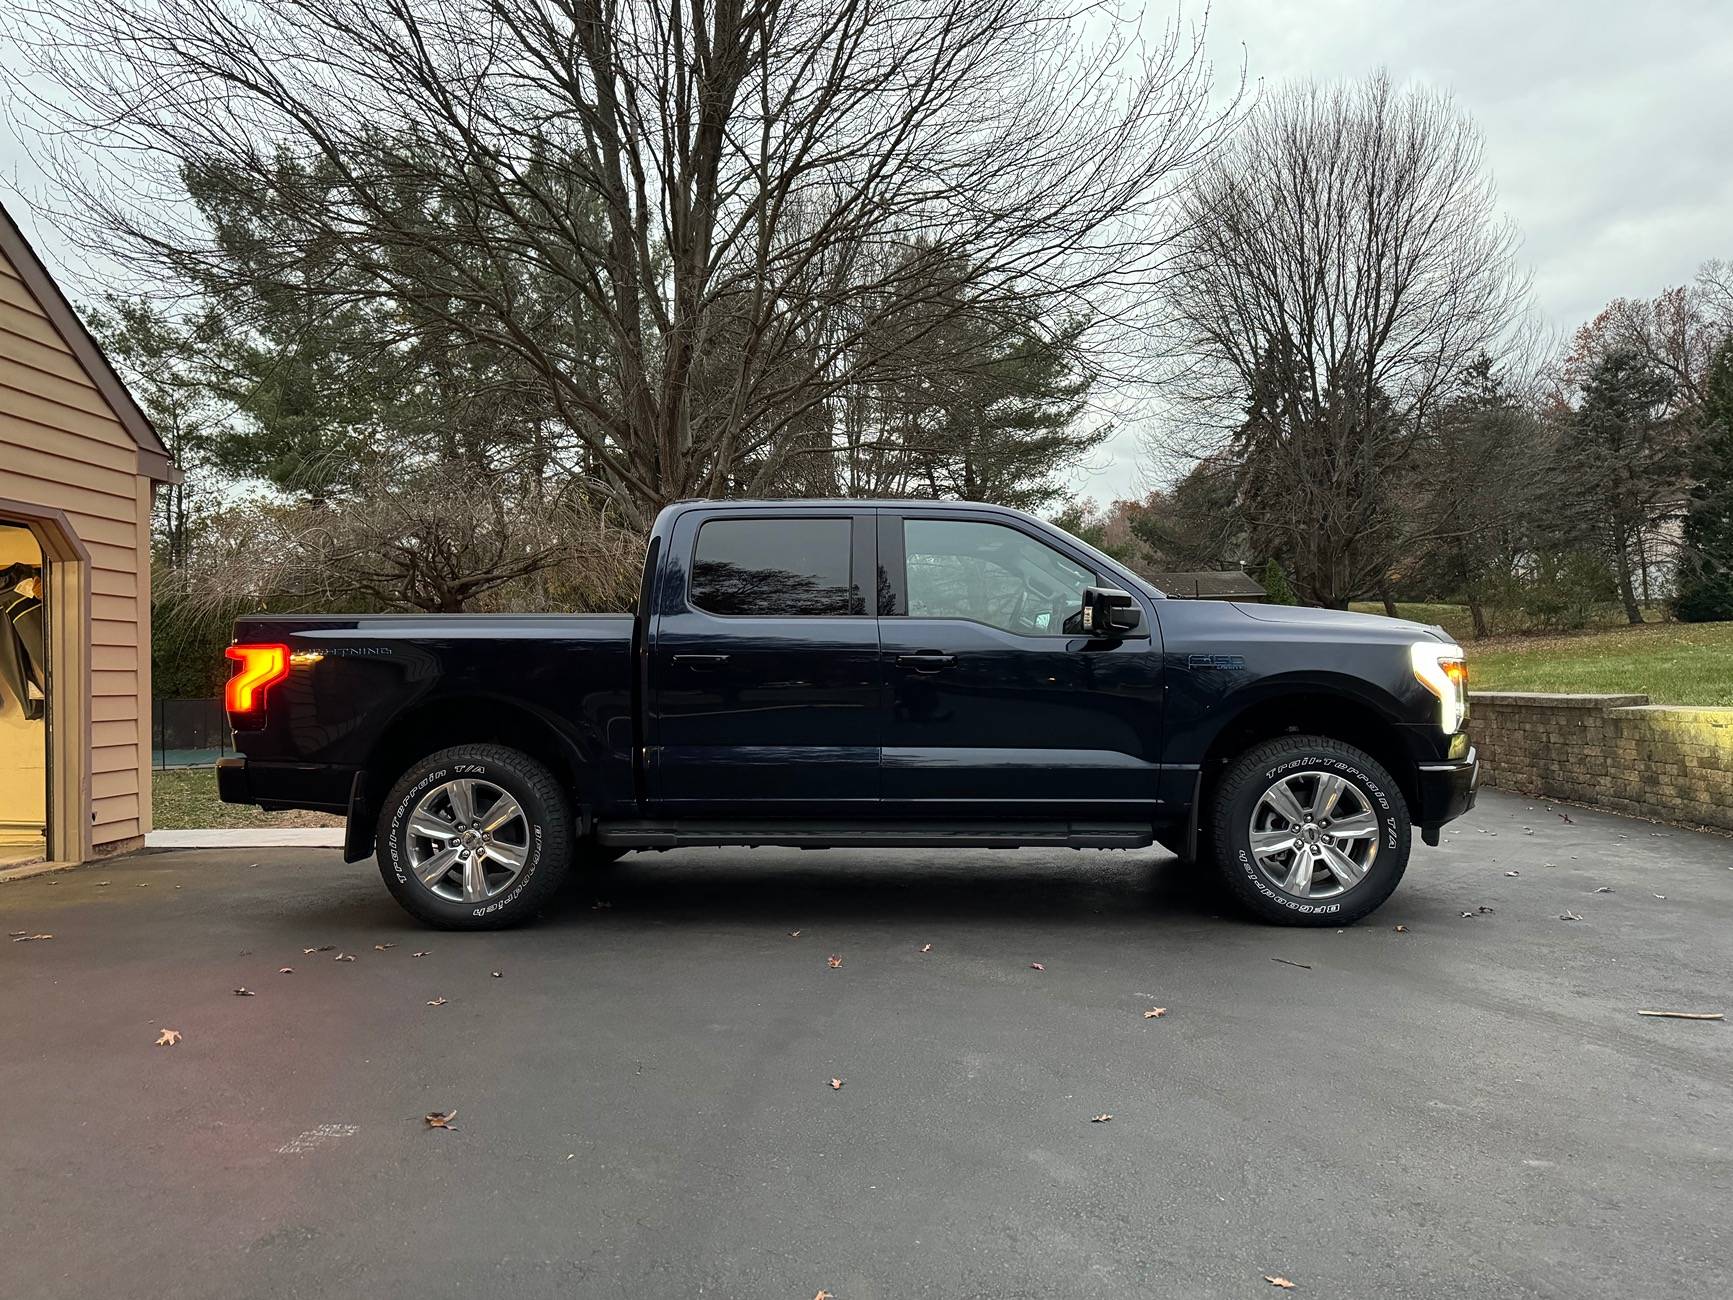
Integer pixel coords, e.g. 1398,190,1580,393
225,643,290,714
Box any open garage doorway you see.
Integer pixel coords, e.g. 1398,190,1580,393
1,520,48,867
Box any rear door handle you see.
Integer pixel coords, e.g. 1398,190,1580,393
896,652,956,672
672,653,731,670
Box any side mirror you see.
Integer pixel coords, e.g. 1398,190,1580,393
1080,586,1142,637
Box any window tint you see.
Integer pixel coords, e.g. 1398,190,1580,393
903,519,1095,635
691,518,854,617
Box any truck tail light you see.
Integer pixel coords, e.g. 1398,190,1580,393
1410,642,1468,734
225,643,290,715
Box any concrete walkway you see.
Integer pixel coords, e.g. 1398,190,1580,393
144,828,346,849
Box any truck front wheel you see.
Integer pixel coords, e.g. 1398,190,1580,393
377,744,574,929
1209,735,1411,926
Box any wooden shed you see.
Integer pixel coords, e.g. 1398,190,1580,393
0,200,179,872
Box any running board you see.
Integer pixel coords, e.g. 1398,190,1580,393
596,821,1155,851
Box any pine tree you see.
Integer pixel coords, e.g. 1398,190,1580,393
1673,340,1733,622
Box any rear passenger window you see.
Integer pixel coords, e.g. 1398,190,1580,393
690,519,854,617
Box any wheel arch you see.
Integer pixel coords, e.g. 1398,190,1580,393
345,694,591,862
1192,682,1423,847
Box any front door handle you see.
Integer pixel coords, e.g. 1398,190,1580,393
896,652,956,673
672,653,731,670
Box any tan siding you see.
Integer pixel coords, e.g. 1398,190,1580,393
5,440,142,495
93,743,140,775
1,238,152,859
0,383,135,452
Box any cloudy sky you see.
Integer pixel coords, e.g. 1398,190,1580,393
4,0,1730,500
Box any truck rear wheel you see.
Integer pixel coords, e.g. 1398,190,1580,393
1210,735,1410,926
377,744,573,929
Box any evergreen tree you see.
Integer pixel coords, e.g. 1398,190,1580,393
1673,340,1733,622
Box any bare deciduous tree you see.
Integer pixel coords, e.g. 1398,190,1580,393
9,0,1237,523
1152,73,1528,606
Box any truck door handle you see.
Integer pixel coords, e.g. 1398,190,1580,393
672,653,731,670
896,652,956,672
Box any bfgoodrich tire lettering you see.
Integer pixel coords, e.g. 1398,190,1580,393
1210,735,1412,926
377,744,573,930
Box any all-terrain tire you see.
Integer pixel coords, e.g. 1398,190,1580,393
1210,735,1411,926
377,744,573,930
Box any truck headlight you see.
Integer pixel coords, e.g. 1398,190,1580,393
1410,641,1468,734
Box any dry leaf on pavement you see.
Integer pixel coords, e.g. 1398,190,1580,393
1393,925,1408,933
427,997,448,1007
424,1110,457,1130
11,933,53,942
920,943,932,953
789,930,801,938
1143,1008,1167,1019
1030,962,1045,971
279,967,294,974
374,943,397,951
412,950,430,958
1592,886,1613,894
827,955,843,969
155,1029,182,1047
814,1291,833,1300
233,988,255,997
1264,1276,1296,1290
334,953,356,962
491,971,502,978
1560,911,1582,921
829,1078,844,1090
1089,1113,1112,1123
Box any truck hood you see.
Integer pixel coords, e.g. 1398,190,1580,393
1227,602,1454,644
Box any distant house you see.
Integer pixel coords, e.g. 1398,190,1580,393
0,200,180,872
1144,570,1269,602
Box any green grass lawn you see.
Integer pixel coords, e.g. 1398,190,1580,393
152,767,343,830
1346,604,1733,706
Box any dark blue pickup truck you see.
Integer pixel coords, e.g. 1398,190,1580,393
218,499,1477,929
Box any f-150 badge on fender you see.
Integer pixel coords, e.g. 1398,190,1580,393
1187,654,1246,670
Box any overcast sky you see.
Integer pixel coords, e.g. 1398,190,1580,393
4,0,1730,502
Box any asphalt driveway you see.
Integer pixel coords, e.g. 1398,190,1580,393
3,788,1731,1300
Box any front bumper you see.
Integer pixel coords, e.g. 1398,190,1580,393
1415,745,1478,841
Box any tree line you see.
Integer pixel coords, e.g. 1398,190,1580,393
5,4,1728,701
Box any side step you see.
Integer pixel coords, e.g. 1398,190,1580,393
595,821,1155,851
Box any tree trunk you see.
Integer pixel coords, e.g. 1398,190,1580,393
1378,581,1398,619
1467,591,1489,640
1613,536,1643,625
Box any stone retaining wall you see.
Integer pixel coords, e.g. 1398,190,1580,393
1468,692,1733,831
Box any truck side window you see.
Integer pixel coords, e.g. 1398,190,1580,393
903,519,1095,635
690,518,854,617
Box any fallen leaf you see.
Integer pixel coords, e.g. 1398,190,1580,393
1271,957,1311,970
1477,905,1495,914
788,930,801,938
814,1292,833,1300
1460,911,1475,918
1393,925,1408,933
374,943,397,951
279,967,294,974
1556,810,1574,824
1143,1007,1167,1019
155,1029,182,1047
1592,886,1613,894
423,1110,457,1130
1264,1276,1297,1290
1505,870,1520,877
315,944,335,952
96,881,110,887
10,933,53,943
1653,893,1667,899
1560,911,1582,921
827,955,843,969
233,988,255,997
591,900,612,911
1637,1010,1723,1021
412,951,430,958
303,948,316,955
1090,1113,1112,1123
491,970,502,978
829,1077,844,1090
334,953,356,962
920,943,932,953
427,997,448,1007
1030,962,1045,971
